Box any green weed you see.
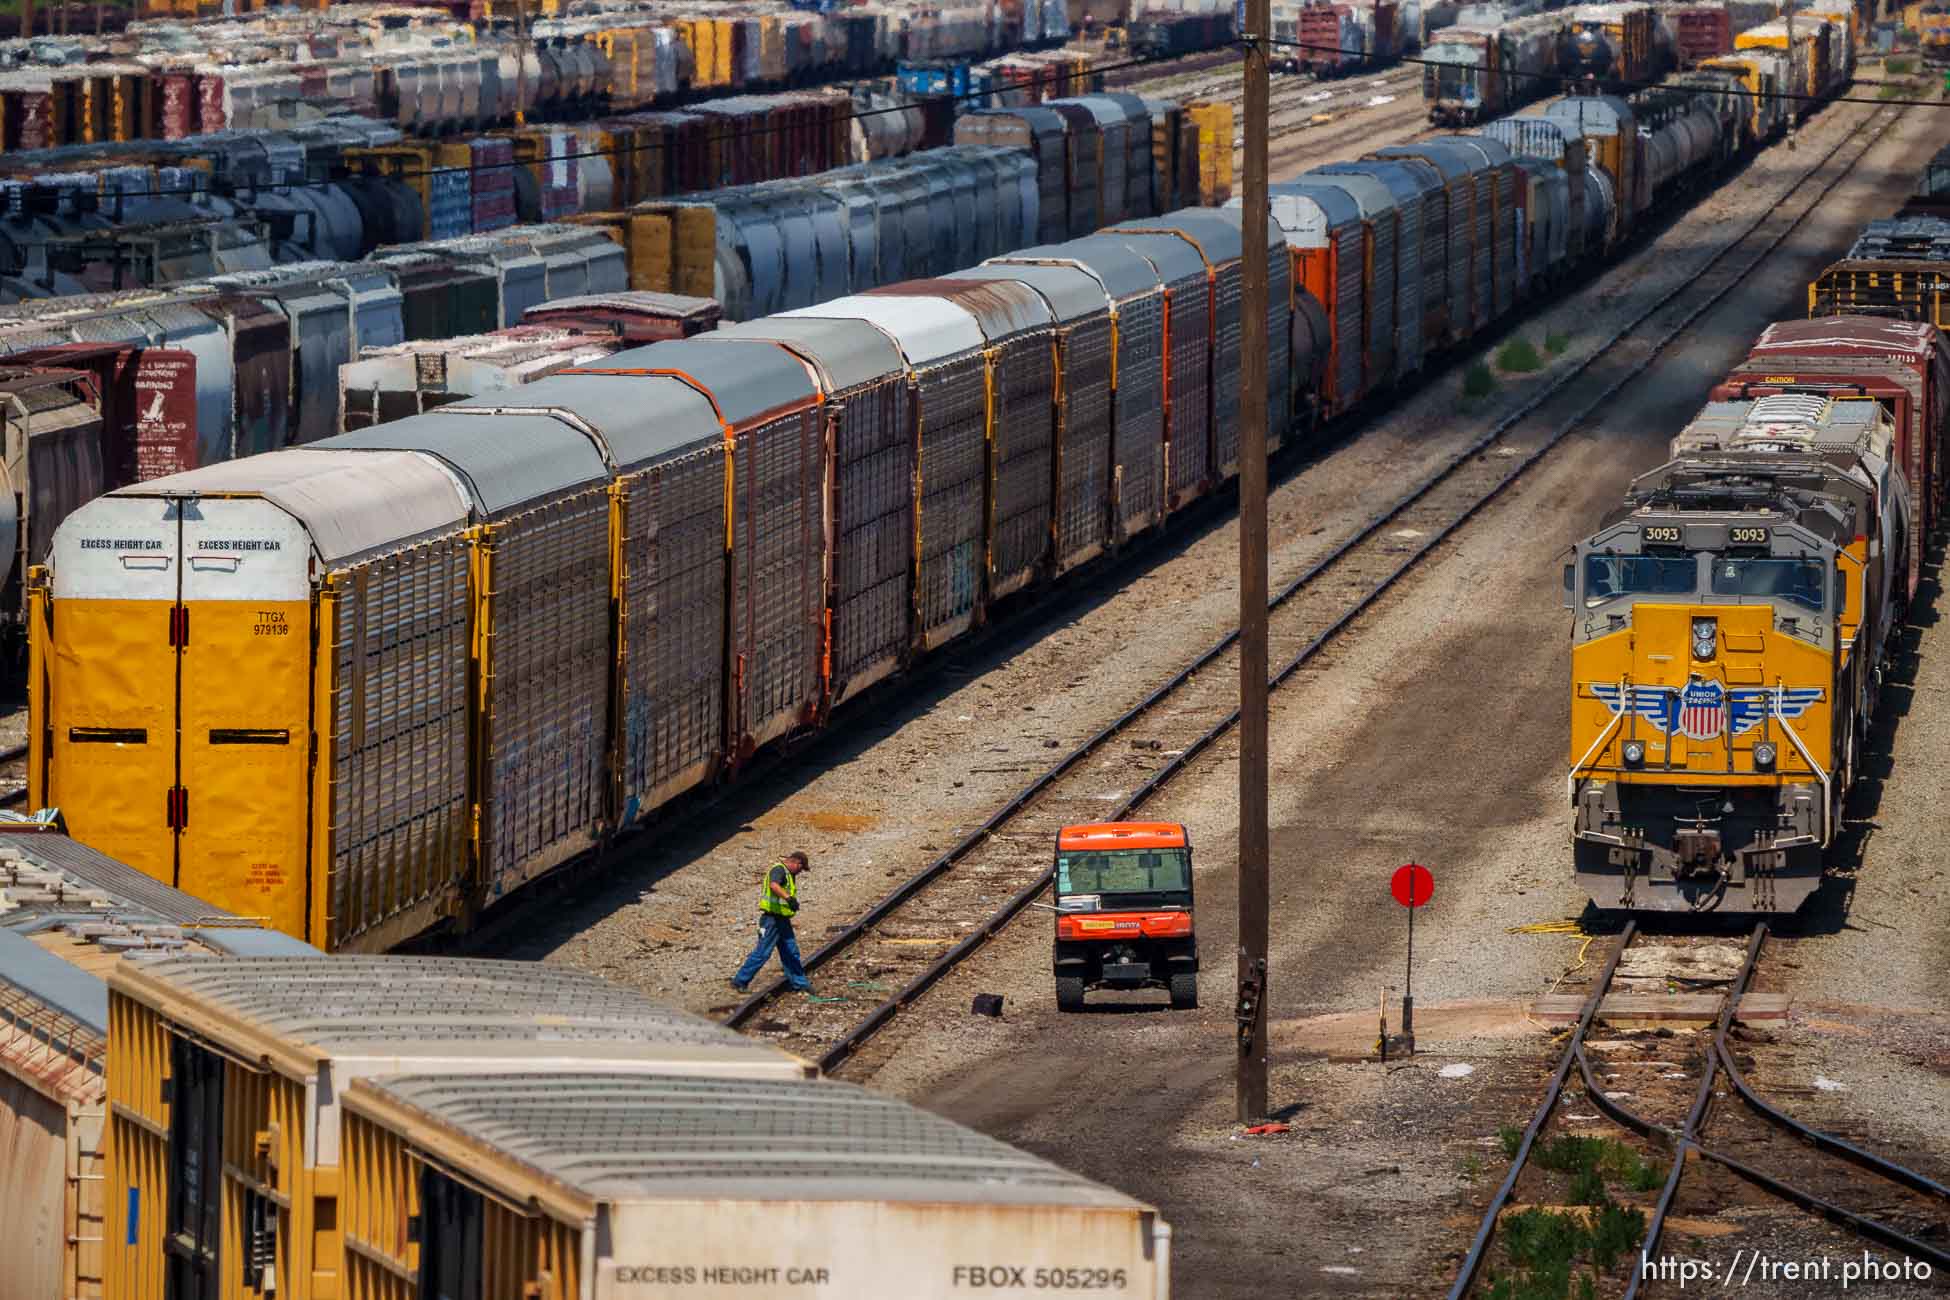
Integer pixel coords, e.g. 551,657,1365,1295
1497,338,1544,373
1464,361,1497,398
1545,331,1570,355
1503,1208,1584,1274
1590,1200,1648,1273
1500,1125,1524,1160
1569,1165,1609,1207
1888,56,1916,74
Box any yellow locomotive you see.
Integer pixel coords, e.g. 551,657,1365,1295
1566,395,1908,912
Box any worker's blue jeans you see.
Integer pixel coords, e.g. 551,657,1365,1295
734,913,812,991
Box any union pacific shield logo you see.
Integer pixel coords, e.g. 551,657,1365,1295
1677,681,1725,741
1591,683,1822,739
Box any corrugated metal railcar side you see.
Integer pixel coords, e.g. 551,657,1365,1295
321,410,614,909
1264,183,1365,414
787,295,988,652
885,279,1058,601
1107,230,1214,506
449,372,729,821
716,316,917,708
570,340,826,762
951,262,1116,574
1035,237,1169,543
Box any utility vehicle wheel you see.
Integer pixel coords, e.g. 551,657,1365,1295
1056,976,1086,1012
1169,972,1198,1010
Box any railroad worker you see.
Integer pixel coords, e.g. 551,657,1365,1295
731,851,814,994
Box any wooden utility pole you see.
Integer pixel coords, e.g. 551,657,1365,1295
1237,0,1271,1124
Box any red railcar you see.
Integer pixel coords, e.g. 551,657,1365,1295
1712,316,1950,603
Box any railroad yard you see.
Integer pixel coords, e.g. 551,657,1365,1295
2,0,1950,1297
484,78,1950,1298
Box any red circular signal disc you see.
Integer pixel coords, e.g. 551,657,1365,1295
1391,863,1434,908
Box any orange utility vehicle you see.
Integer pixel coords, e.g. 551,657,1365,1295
1053,821,1198,1011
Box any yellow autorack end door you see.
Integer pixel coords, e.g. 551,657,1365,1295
177,498,314,939
47,495,181,879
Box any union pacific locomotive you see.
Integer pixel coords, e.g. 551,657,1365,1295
1567,392,1910,913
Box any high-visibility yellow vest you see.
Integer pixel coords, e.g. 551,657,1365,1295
759,863,797,917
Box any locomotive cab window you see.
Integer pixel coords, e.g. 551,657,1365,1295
1583,554,1695,608
1709,557,1825,610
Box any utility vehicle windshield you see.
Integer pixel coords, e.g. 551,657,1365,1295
1058,848,1191,897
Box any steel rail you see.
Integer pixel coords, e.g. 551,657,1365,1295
1699,926,1950,1268
1447,922,1640,1299
1571,927,1947,1292
1588,926,1762,1299
738,98,1907,1072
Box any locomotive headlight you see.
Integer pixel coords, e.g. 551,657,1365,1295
1691,617,1717,660
1752,742,1777,770
1622,740,1646,767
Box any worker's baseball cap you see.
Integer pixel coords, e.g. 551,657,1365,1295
788,852,811,871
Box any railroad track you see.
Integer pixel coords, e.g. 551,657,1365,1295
1449,924,1950,1296
721,95,1911,1077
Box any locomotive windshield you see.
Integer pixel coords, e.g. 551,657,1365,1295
1583,553,1695,607
1435,63,1475,99
1710,557,1825,610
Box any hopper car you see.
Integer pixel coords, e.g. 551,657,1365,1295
27,64,1831,949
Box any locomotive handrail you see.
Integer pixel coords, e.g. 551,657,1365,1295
1768,686,1830,844
1567,675,1628,797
